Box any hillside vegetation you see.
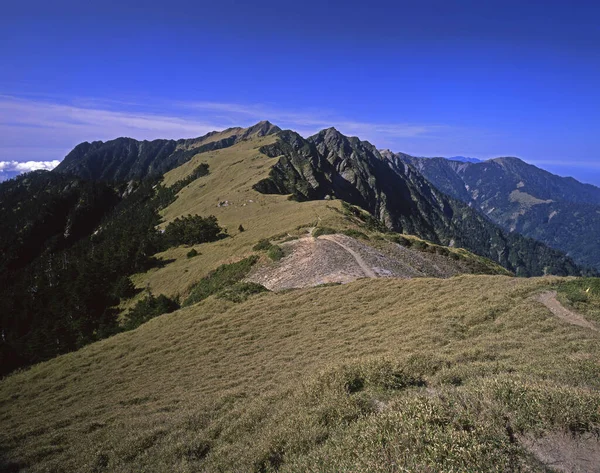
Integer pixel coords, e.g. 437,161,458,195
3,121,600,472
1,276,600,472
128,131,508,299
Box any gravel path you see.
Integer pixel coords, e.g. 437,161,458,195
537,291,598,331
319,235,377,278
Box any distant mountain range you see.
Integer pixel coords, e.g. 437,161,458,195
393,154,600,270
250,127,580,277
44,123,591,277
446,156,483,163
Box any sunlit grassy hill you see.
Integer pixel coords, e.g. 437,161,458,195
1,276,600,472
129,128,508,301
2,124,599,472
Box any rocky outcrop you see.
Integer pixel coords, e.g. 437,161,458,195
253,128,585,277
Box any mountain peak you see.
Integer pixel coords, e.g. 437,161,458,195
310,126,347,142
242,120,282,138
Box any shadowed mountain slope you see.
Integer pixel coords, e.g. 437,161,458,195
395,154,600,270
55,121,281,182
253,128,583,277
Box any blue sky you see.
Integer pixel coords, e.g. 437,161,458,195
1,0,600,184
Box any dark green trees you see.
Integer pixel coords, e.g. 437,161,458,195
164,215,225,246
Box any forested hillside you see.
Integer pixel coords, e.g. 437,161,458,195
0,168,222,375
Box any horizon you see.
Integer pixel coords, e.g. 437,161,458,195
0,118,599,187
1,0,599,185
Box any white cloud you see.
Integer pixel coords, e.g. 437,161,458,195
0,95,223,141
0,160,61,172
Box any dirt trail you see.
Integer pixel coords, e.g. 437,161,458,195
319,235,377,278
537,291,598,332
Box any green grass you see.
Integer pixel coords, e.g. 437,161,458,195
2,275,600,472
341,228,369,240
123,293,180,330
183,255,259,306
312,226,337,237
266,245,284,261
253,239,274,251
216,282,268,303
557,277,600,323
251,238,284,261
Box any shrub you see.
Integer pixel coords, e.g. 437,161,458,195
312,227,337,237
411,240,429,251
187,248,199,258
560,278,600,299
434,246,450,256
387,234,411,247
164,214,225,247
267,245,284,261
169,163,210,194
217,282,268,303
341,201,388,232
238,224,245,232
341,229,369,240
124,294,180,330
281,235,299,243
183,255,259,306
253,239,273,251
112,276,137,299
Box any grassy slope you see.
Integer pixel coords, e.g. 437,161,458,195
131,134,507,300
2,275,600,472
132,134,350,298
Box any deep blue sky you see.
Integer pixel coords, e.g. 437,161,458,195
1,0,600,184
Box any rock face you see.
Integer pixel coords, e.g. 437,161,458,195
55,121,281,182
253,128,584,277
394,154,600,270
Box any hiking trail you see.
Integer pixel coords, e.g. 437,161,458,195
537,291,598,332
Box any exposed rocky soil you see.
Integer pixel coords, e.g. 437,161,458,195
521,432,600,473
247,233,480,291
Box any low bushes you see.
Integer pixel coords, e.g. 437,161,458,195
124,294,180,330
183,255,259,306
267,245,284,261
312,227,337,237
217,282,268,303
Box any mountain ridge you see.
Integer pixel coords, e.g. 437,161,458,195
392,152,600,269
253,126,582,276
54,121,281,182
